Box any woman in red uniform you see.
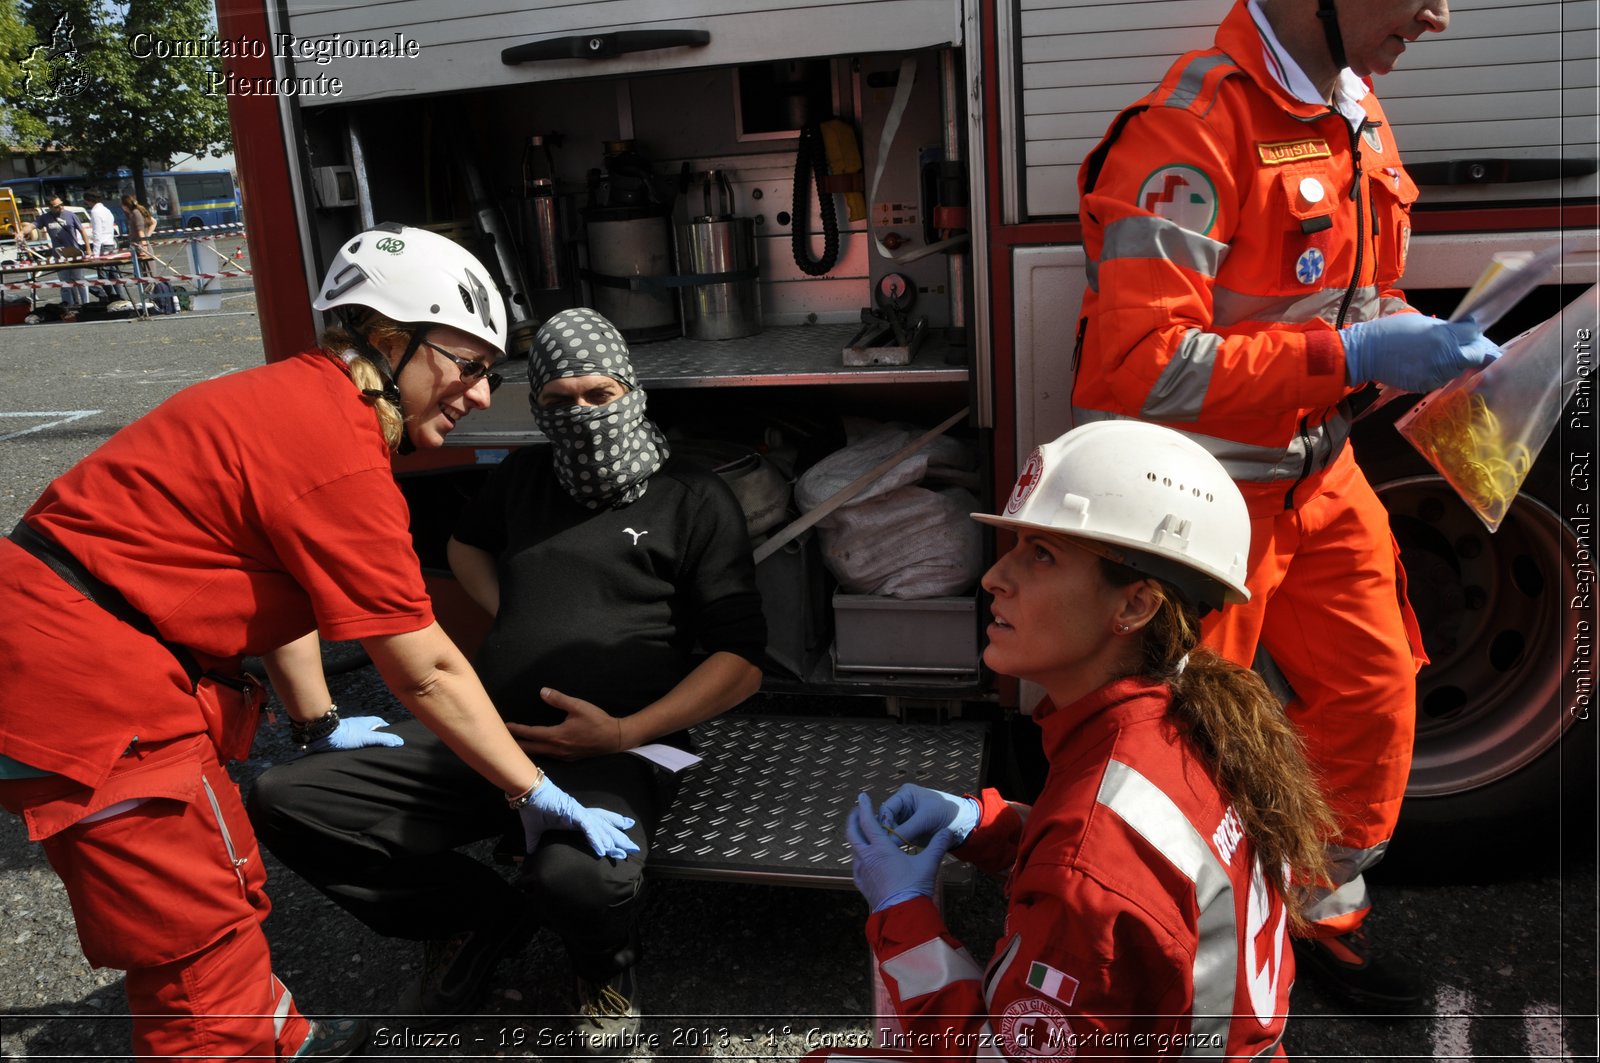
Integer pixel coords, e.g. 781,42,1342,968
0,224,637,1062
840,421,1335,1059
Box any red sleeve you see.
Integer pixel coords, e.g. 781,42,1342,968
869,866,1193,1059
1080,105,1350,421
954,787,1026,875
264,469,434,641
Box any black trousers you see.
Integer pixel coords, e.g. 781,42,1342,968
246,718,673,981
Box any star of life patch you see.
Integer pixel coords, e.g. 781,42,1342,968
1136,164,1218,235
999,997,1076,1060
1295,247,1326,285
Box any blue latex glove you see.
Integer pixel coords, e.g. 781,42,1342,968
305,716,404,753
877,784,980,847
1341,314,1502,393
845,792,957,912
519,777,640,861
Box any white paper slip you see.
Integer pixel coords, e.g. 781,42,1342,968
626,743,703,773
1449,240,1569,332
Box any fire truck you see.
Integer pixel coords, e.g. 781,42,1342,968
216,0,1597,848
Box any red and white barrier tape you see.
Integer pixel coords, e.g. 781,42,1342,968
144,228,249,247
5,269,252,292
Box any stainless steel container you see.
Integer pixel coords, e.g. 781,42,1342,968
585,209,679,342
582,140,680,342
675,171,761,341
515,135,578,323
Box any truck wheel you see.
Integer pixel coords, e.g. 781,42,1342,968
1375,475,1590,860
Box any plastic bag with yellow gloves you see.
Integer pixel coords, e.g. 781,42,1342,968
1396,283,1596,532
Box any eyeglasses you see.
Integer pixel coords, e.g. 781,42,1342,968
420,340,502,393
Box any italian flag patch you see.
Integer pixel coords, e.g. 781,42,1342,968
1026,961,1079,1005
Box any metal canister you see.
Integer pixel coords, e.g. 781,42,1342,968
674,171,761,341
516,135,577,322
582,141,679,342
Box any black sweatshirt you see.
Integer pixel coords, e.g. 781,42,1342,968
453,450,766,731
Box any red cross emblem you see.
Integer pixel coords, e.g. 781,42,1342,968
1007,448,1046,514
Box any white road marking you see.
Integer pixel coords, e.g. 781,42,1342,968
1431,984,1474,1062
1522,1002,1572,1060
101,367,239,385
0,410,100,442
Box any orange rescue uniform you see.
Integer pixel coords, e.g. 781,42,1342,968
1071,0,1425,936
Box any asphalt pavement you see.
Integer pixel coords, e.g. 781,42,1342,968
0,299,1595,1061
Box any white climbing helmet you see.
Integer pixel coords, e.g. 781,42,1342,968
973,421,1251,610
312,223,507,355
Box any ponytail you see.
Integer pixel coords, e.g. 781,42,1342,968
1099,560,1334,930
317,321,408,450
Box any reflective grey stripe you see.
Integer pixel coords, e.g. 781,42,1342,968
1377,294,1412,318
1213,286,1351,329
1072,408,1352,483
1302,875,1372,925
273,977,292,1038
1341,287,1384,323
982,932,1023,1010
880,936,983,1002
1303,840,1388,923
1096,759,1233,1058
1165,53,1235,113
1102,214,1227,274
1213,285,1389,329
1144,328,1221,422
1326,839,1389,882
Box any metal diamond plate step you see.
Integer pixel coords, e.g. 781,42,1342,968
649,715,988,888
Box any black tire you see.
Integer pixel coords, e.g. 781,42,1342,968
1373,476,1592,868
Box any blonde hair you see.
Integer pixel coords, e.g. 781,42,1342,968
317,315,412,450
1100,559,1335,930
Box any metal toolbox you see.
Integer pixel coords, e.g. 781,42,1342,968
832,592,979,674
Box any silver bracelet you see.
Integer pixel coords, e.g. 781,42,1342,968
289,705,340,748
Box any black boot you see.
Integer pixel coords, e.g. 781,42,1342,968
1293,926,1423,1011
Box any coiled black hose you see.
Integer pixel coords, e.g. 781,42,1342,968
791,124,839,276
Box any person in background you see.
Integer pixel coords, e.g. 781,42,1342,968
122,192,157,254
1068,0,1498,1007
0,224,635,1062
81,189,127,302
249,307,766,1054
822,422,1333,1060
38,196,89,314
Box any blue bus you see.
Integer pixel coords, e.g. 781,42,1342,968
1,168,241,233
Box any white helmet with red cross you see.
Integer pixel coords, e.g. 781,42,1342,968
972,421,1251,610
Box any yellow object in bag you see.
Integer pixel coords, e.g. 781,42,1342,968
820,118,866,222
1397,283,1597,532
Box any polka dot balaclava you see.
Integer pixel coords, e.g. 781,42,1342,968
529,308,669,509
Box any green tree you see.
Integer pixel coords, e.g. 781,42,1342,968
18,0,232,196
1,0,52,149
